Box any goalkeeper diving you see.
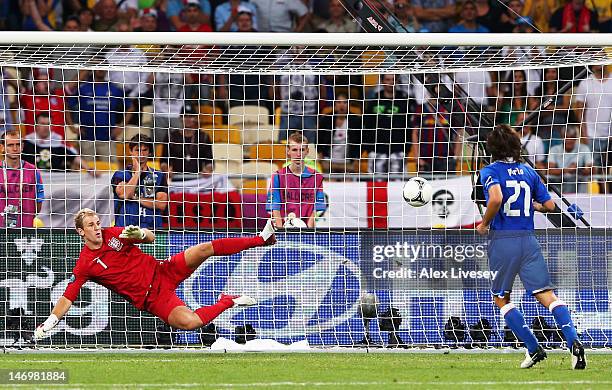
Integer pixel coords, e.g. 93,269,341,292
476,124,586,369
35,208,277,340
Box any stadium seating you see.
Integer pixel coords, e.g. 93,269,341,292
242,161,278,176
202,126,241,144
247,144,286,167
241,161,277,194
228,105,270,127
212,143,243,163
241,124,278,145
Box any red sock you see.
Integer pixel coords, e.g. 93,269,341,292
211,236,264,256
195,299,234,325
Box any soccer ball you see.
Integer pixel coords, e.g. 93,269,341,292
402,177,433,207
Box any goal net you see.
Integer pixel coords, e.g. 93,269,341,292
1,32,611,350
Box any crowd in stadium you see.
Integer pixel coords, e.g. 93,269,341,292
1,0,610,33
0,0,610,206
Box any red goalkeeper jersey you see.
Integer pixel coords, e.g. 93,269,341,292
63,227,158,310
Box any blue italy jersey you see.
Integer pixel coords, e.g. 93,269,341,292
111,168,167,229
479,160,551,231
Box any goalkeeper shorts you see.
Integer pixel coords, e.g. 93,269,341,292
144,251,195,323
488,234,554,297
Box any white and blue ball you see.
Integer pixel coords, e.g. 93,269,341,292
402,177,433,207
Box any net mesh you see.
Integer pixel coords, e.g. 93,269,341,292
0,39,611,349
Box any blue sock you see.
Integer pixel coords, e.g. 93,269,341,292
501,303,539,353
550,300,578,347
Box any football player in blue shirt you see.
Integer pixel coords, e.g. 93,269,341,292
477,124,586,369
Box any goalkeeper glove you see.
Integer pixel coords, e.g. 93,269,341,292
119,225,146,240
34,314,59,341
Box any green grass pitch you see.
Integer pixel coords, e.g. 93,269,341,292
1,352,610,389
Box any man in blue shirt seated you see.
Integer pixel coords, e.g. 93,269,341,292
111,135,168,229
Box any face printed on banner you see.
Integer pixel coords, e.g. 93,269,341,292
431,189,455,218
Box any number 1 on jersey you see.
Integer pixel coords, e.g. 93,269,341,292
504,180,531,217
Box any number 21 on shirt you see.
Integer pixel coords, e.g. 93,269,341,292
504,180,531,217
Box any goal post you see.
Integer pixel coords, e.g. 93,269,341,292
0,32,611,350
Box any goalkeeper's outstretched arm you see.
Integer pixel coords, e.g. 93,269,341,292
34,296,73,340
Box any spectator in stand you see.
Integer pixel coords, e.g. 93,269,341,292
522,0,563,32
251,0,310,32
267,132,325,228
475,0,501,32
70,68,130,162
160,102,232,192
548,126,593,193
520,124,547,171
528,67,573,137
93,0,124,31
1,0,23,30
550,0,599,33
413,94,455,173
587,0,611,32
411,0,456,33
0,67,17,134
363,74,413,175
235,6,257,32
496,0,527,33
23,0,74,31
27,0,81,32
20,0,55,31
275,47,324,143
317,0,358,33
177,0,212,31
149,70,193,144
22,112,90,174
0,130,44,228
497,69,529,126
449,1,489,33
318,93,362,173
135,8,160,32
20,70,72,139
215,0,258,32
160,102,213,177
103,0,138,22
112,134,168,229
452,70,495,109
573,64,612,171
167,0,211,31
389,0,422,33
78,7,95,31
